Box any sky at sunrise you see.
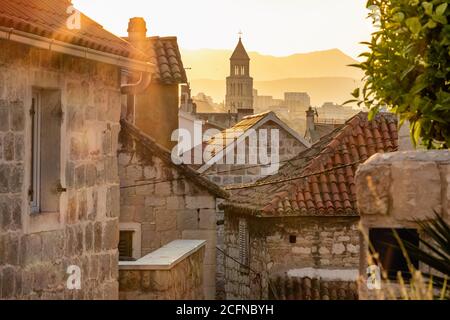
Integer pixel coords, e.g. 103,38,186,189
72,0,375,59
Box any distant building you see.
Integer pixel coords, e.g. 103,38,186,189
317,102,358,121
304,107,343,144
182,37,255,130
253,89,284,113
225,37,254,114
284,92,311,114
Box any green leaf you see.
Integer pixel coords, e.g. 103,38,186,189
422,2,433,16
435,3,448,16
393,12,405,22
351,88,360,98
368,106,379,121
401,65,415,80
432,14,448,24
406,17,422,34
412,120,422,147
426,19,438,29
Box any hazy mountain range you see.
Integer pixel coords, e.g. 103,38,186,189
181,48,364,107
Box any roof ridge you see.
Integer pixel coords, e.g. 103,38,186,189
120,120,229,199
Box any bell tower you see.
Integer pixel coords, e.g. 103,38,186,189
225,36,254,114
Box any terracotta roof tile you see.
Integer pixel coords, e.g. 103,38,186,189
123,36,187,84
0,0,148,61
223,112,398,217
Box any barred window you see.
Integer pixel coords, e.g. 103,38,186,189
119,230,134,261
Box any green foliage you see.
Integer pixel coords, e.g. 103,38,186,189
352,0,450,149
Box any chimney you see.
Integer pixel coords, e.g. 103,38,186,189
237,108,254,122
127,17,147,43
306,106,316,134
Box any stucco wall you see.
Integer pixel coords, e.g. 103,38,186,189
0,40,121,299
135,83,179,150
223,214,360,300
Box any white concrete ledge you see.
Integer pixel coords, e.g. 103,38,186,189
119,240,206,271
287,268,359,282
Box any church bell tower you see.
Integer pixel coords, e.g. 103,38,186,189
225,36,254,114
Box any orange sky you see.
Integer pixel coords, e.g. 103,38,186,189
72,0,374,59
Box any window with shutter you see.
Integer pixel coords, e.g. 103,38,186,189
238,218,249,266
119,230,134,261
30,90,62,214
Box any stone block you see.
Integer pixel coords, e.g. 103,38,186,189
391,160,441,220
332,243,346,255
355,161,391,216
155,209,177,232
1,266,15,298
41,230,65,261
292,246,311,255
177,209,199,230
186,196,216,210
166,196,185,210
20,233,42,266
0,102,9,132
103,219,119,250
0,164,10,192
9,166,23,193
199,209,216,230
3,132,14,161
14,134,24,161
144,196,166,207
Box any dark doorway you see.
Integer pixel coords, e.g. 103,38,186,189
369,228,419,280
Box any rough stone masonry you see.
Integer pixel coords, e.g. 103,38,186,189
0,40,121,299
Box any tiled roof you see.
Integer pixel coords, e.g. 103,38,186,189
120,120,228,199
194,111,310,173
271,275,358,300
223,112,398,217
0,0,148,61
123,36,187,84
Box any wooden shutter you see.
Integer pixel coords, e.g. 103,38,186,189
119,231,134,261
238,218,249,266
39,90,61,213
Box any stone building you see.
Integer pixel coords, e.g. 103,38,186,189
122,17,188,150
225,37,254,114
197,111,310,186
117,121,228,299
355,150,450,299
0,0,153,299
189,37,255,131
220,112,399,300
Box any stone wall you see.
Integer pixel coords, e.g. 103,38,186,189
224,213,360,300
355,150,450,299
205,121,307,299
119,241,205,300
0,40,120,299
118,131,218,299
204,121,307,186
